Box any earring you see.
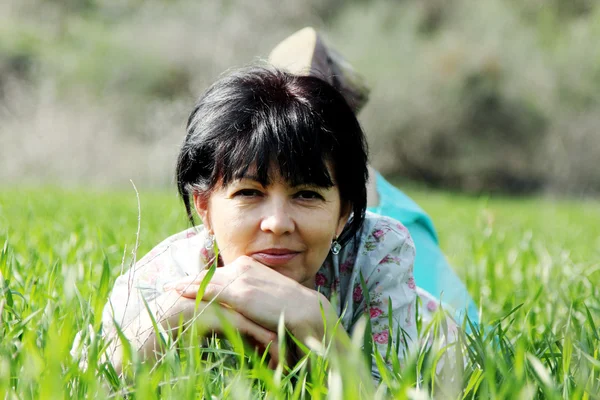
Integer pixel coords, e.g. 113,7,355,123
331,239,341,255
204,233,215,250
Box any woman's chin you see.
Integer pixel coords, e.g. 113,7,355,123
247,254,317,287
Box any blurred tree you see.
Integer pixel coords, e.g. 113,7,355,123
47,0,97,13
418,0,449,34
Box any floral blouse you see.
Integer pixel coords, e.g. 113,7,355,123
102,212,454,378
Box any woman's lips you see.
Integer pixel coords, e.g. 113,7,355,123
251,249,300,266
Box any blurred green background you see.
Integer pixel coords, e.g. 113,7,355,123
1,0,600,195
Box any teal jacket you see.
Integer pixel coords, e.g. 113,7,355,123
367,172,479,326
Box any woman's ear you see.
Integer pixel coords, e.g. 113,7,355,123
335,201,352,237
193,192,212,232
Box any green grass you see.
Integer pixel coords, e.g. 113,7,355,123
1,185,599,398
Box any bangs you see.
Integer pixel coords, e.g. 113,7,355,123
213,98,336,189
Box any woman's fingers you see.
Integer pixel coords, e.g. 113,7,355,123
168,271,240,303
173,283,201,298
170,282,229,302
166,257,257,298
181,298,280,368
163,272,207,294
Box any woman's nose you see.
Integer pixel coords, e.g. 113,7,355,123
260,200,295,235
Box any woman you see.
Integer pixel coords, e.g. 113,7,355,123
102,67,452,380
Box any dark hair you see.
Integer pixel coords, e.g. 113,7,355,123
176,66,369,238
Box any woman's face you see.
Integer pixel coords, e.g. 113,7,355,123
194,167,349,289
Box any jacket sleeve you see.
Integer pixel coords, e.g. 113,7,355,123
101,228,203,336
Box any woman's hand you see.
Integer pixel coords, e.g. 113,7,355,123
168,256,335,345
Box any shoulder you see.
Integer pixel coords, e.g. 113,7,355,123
333,212,415,282
356,211,414,258
121,224,211,289
135,225,208,267
362,211,412,237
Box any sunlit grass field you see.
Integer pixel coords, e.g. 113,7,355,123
1,185,599,399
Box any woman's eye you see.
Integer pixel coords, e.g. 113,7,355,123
295,190,323,200
234,189,262,198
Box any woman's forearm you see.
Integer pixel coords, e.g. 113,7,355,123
105,291,192,374
106,291,281,374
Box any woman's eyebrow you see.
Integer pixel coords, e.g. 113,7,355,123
236,174,330,189
293,183,324,189
235,175,265,184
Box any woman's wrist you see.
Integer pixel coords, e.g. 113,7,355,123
289,289,337,342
